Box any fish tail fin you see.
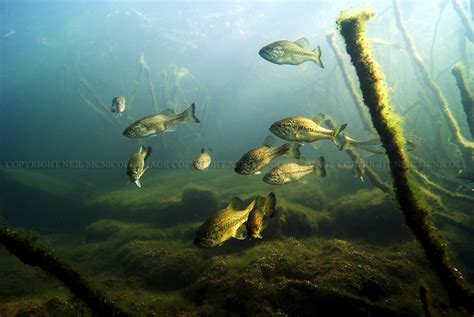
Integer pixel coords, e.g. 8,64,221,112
182,103,200,123
266,192,277,217
313,156,326,177
332,123,347,145
278,142,301,159
313,46,324,68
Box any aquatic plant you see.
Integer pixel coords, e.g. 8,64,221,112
336,7,474,313
0,224,127,316
451,62,474,138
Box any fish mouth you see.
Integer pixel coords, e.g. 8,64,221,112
193,238,211,249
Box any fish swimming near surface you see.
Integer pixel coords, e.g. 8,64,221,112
259,38,324,68
126,145,152,188
246,192,276,240
111,96,126,116
123,103,200,138
193,148,212,171
235,136,301,175
270,115,347,145
194,197,256,248
263,156,326,185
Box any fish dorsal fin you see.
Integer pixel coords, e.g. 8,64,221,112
159,108,175,115
263,136,276,147
295,37,310,49
201,148,205,153
227,197,244,210
312,114,325,125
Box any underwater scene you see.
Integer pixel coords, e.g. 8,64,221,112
1,0,474,316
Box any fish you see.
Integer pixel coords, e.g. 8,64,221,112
259,38,324,68
263,156,326,185
246,192,276,240
234,136,301,175
193,148,212,171
194,197,256,248
340,133,417,154
111,96,126,116
339,133,381,151
123,103,200,138
353,157,366,182
270,115,347,145
1,29,15,38
126,145,152,188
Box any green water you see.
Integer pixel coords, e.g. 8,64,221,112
1,0,474,316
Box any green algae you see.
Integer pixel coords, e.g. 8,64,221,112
337,7,474,312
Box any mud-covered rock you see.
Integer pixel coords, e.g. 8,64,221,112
320,190,411,243
279,205,318,237
119,240,205,290
85,219,127,242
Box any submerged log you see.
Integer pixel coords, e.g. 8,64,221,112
336,8,474,313
393,0,474,171
451,62,474,138
0,225,128,316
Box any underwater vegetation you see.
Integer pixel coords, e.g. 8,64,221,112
1,0,474,316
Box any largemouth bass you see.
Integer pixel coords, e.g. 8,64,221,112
127,145,152,188
263,156,326,185
259,38,324,68
246,192,276,240
270,115,347,145
194,197,256,248
123,103,199,138
235,136,300,175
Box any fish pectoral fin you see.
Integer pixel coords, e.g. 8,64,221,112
134,179,142,188
165,127,176,133
254,171,262,175
311,114,325,125
232,223,247,240
310,142,319,150
257,233,263,239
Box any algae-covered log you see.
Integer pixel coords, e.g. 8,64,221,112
451,62,474,138
326,32,373,132
393,0,474,171
419,282,434,317
0,225,128,316
336,8,474,312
